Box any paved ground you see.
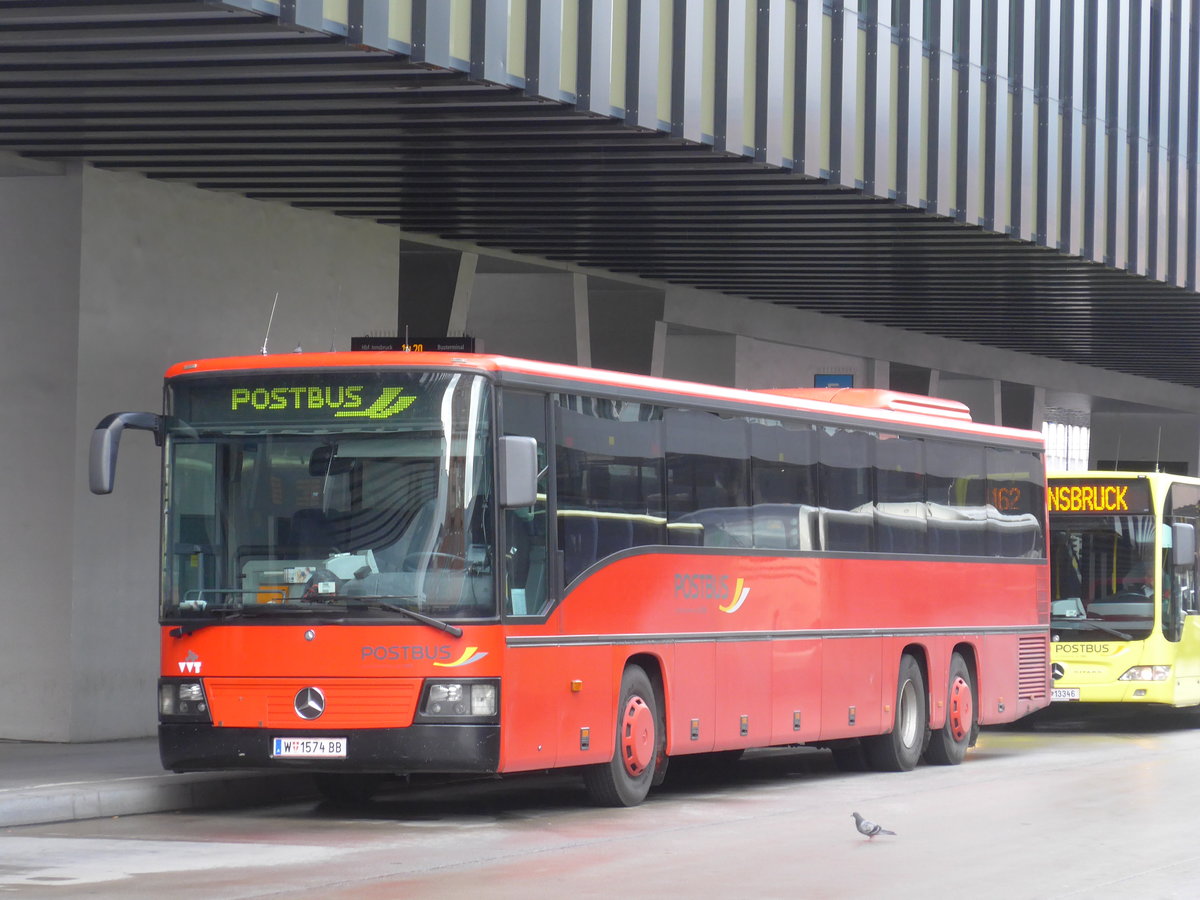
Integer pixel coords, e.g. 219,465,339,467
0,737,315,828
7,722,1200,898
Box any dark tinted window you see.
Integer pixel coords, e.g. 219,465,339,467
818,427,874,551
875,435,927,554
750,418,818,550
501,390,550,616
555,395,665,583
927,440,988,556
665,409,750,547
986,447,1046,558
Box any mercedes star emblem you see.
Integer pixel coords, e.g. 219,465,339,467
294,686,326,719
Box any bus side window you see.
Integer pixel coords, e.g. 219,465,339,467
502,391,549,616
1168,486,1200,616
818,426,874,552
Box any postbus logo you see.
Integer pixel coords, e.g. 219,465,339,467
360,644,488,667
433,646,489,668
674,574,750,613
718,578,750,614
229,385,416,420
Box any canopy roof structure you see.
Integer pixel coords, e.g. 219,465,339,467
3,1,1198,386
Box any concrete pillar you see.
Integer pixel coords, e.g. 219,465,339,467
587,281,664,375
445,252,478,338
397,242,464,338
1000,381,1037,429
574,273,592,367
0,162,81,740
1031,386,1047,431
651,321,668,377
867,359,890,389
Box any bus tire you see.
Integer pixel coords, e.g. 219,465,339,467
924,652,975,766
864,654,927,772
583,664,661,807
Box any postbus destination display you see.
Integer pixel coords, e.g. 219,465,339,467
168,371,467,426
1047,478,1152,514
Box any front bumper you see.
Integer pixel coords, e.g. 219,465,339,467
160,723,501,774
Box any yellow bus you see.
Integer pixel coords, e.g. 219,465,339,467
1049,472,1200,707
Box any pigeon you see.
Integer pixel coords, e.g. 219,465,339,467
852,811,896,839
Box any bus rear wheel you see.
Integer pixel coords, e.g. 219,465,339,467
583,664,661,807
864,654,928,772
924,652,975,766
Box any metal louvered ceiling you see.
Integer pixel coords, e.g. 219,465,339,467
2,2,1198,387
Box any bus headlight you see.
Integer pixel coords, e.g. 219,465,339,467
1118,666,1171,682
419,680,498,720
159,678,212,721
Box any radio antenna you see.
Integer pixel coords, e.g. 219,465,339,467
260,291,280,356
1155,426,1163,473
1114,434,1121,471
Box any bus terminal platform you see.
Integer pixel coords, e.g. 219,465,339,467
0,737,315,828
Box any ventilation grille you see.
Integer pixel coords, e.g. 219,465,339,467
206,678,419,729
1017,635,1050,700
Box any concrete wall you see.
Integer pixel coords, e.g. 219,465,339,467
0,166,83,740
0,164,400,740
733,337,865,391
1090,412,1200,473
7,162,1200,742
465,273,578,363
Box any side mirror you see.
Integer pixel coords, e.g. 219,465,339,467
1174,523,1196,567
89,412,161,494
498,436,538,508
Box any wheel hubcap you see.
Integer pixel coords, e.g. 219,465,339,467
947,675,973,742
897,679,919,747
620,695,654,776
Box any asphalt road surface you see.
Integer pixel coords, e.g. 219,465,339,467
3,707,1200,899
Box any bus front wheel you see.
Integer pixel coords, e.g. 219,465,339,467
864,654,928,772
583,664,661,807
924,652,976,766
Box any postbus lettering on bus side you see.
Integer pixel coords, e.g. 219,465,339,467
1052,643,1112,655
361,645,455,662
674,574,730,601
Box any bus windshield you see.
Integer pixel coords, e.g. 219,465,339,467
163,371,495,621
1049,515,1158,642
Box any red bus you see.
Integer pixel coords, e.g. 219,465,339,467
90,352,1050,806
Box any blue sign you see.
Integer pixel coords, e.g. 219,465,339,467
814,374,854,388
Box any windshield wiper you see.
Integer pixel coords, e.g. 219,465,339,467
1051,616,1133,641
343,596,463,638
168,601,343,637
169,606,242,637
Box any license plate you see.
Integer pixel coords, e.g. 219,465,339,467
1051,688,1080,702
271,737,347,758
